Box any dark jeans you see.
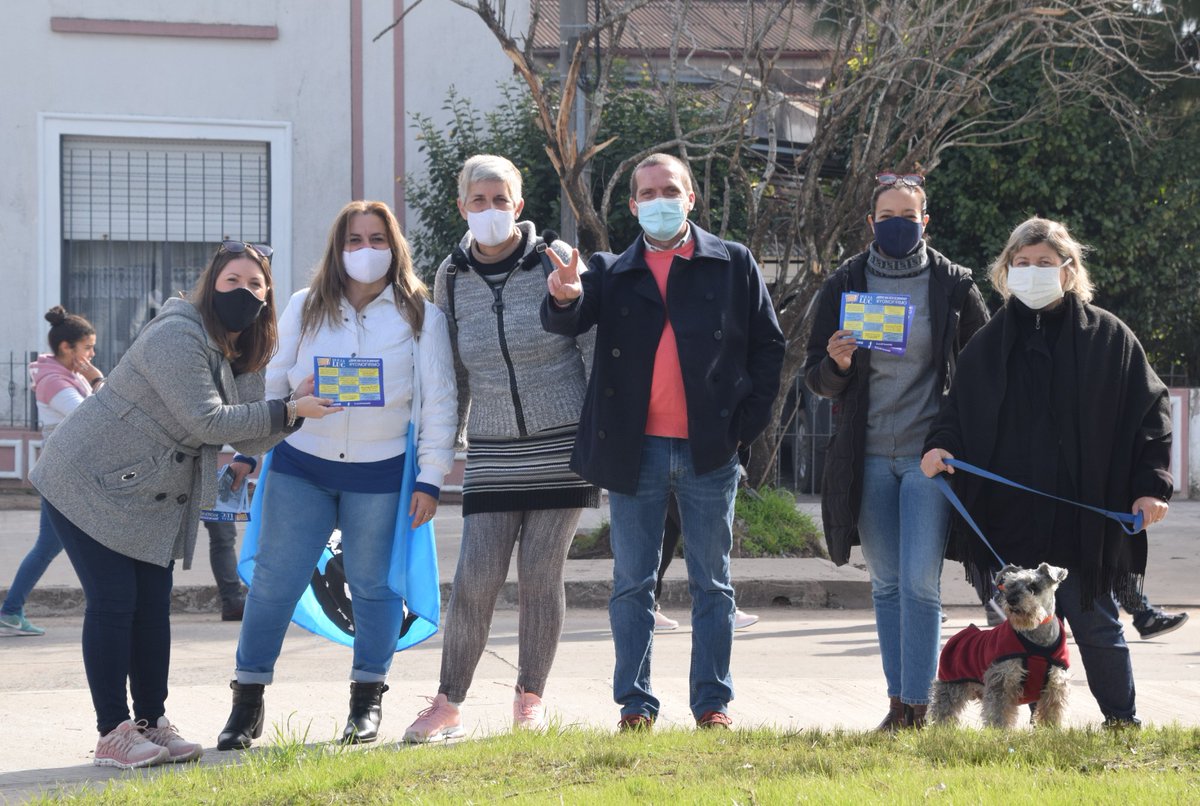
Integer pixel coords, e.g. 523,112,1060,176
45,502,173,735
205,520,244,609
2,502,64,615
1056,570,1136,720
653,496,682,602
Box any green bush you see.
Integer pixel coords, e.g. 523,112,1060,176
568,488,826,559
733,487,826,559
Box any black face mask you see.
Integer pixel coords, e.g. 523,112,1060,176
213,287,266,333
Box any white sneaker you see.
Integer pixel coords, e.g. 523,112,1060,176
734,609,760,631
654,608,679,631
513,688,548,731
93,720,170,769
142,716,204,763
403,693,466,743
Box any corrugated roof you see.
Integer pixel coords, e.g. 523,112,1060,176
530,0,832,56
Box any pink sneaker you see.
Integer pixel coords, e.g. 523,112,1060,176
93,720,170,769
403,694,465,743
513,688,547,731
142,716,204,763
734,609,759,631
654,607,679,631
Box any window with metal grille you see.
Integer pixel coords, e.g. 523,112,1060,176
60,136,270,371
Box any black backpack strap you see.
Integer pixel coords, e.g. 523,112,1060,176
530,237,555,277
445,247,470,329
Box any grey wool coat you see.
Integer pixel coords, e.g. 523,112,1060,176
31,297,290,569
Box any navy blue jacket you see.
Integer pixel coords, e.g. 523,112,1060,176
541,224,785,494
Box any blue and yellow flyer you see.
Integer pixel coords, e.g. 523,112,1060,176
839,292,914,355
315,356,385,406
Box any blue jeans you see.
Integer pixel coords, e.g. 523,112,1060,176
608,437,739,721
2,502,64,615
236,471,405,684
857,454,950,705
1056,571,1136,720
45,502,173,734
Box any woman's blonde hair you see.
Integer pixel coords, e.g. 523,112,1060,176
988,217,1094,304
300,201,427,339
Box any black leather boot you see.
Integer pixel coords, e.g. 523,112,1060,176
217,681,265,750
342,682,389,744
875,696,906,733
905,703,928,730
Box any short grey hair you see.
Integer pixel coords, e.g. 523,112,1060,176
457,154,523,203
989,217,1095,304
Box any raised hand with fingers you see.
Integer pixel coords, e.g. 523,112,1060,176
546,246,583,303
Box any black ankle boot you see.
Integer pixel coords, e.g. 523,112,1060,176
342,682,389,744
217,681,265,750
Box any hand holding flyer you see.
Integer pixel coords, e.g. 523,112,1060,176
200,464,252,522
314,356,385,407
839,292,914,355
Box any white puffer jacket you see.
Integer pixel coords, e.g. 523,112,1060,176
267,287,457,490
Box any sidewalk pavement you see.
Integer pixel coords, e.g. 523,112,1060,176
1,499,1197,800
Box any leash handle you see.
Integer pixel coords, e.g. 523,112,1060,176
943,458,1144,535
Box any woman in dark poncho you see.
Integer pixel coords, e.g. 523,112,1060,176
922,217,1172,728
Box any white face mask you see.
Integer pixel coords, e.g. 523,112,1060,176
467,208,516,247
1007,260,1070,310
342,247,392,284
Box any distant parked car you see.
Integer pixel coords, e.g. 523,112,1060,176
777,374,833,494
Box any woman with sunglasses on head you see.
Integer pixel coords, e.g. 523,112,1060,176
804,172,989,730
1,307,102,638
922,218,1171,729
30,242,339,769
219,201,457,750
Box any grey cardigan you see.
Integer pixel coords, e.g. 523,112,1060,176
31,298,289,568
433,221,593,445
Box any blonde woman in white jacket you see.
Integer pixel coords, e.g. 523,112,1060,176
220,201,457,750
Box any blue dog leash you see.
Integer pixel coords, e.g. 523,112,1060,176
931,458,1145,570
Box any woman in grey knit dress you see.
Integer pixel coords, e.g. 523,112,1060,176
403,155,598,742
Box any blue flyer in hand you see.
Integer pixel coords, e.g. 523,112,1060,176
315,356,385,406
839,292,914,355
200,464,252,522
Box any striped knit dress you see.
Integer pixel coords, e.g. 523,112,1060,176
433,222,599,516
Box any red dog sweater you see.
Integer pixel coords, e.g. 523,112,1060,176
937,619,1070,705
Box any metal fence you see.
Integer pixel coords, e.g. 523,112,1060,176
2,351,37,431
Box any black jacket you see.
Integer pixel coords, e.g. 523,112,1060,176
923,294,1173,608
803,248,989,565
541,224,785,494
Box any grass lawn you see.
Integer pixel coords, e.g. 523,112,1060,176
43,725,1200,804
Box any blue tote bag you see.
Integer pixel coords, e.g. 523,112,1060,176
238,337,440,650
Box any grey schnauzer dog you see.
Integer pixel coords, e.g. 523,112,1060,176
930,563,1071,728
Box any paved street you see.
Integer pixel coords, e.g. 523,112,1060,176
0,498,1197,801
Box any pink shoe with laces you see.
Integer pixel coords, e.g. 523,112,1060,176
513,687,547,731
142,716,204,763
403,693,465,743
93,720,170,769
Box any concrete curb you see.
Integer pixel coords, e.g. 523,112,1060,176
16,575,874,617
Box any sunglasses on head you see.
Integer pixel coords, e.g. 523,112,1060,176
221,240,274,260
875,172,925,188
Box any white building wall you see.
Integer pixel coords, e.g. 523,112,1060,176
0,0,524,364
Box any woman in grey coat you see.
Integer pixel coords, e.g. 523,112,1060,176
403,155,598,742
31,242,339,769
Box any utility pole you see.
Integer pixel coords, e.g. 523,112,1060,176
558,0,589,245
